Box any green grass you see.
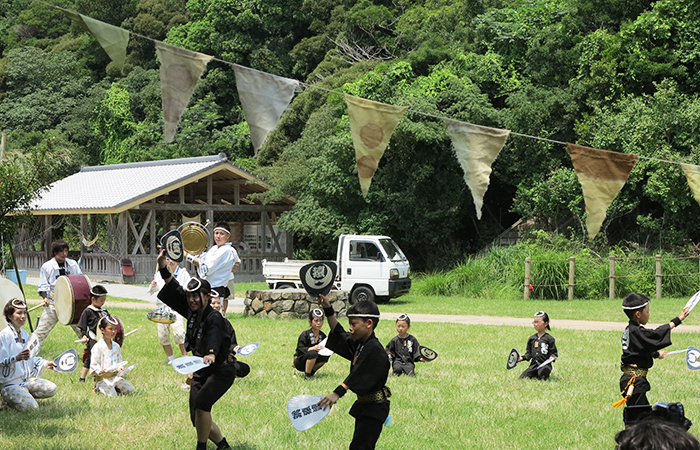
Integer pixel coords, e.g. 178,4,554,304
3,306,700,449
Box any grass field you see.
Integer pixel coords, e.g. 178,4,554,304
2,303,700,450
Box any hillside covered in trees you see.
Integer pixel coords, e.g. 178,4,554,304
2,0,700,270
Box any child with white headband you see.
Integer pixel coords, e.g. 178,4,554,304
90,316,134,397
614,293,690,424
293,308,330,378
385,313,425,376
317,294,390,449
518,311,558,380
0,299,58,411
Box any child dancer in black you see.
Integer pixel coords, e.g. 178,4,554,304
293,308,329,377
518,311,557,380
614,293,690,424
318,294,390,449
385,313,424,376
77,285,111,382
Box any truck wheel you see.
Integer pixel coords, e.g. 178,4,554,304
351,286,375,303
278,283,295,290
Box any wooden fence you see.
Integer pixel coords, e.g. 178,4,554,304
523,254,700,300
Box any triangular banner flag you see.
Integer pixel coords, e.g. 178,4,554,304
61,10,129,69
233,66,299,156
567,144,637,241
155,41,213,143
680,163,700,208
344,94,407,197
445,120,510,219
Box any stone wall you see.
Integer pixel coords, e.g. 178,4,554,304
243,289,350,319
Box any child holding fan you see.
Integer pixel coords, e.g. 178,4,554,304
90,316,134,397
518,311,558,380
385,313,425,376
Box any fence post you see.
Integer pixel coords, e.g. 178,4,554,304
524,257,531,300
568,256,575,300
609,255,616,300
655,254,662,299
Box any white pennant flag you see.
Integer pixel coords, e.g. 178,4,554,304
233,66,299,156
156,42,213,143
445,120,510,219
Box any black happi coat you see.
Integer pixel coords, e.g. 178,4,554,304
385,334,421,365
618,320,673,402
157,279,231,375
327,323,390,422
294,328,327,358
77,306,111,339
522,332,558,367
621,320,672,369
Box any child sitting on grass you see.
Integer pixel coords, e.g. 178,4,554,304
385,314,424,376
77,284,111,382
518,311,557,380
90,317,134,397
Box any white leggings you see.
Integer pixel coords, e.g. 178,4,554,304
94,377,134,397
1,378,57,411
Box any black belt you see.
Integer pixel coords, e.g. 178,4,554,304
357,386,391,403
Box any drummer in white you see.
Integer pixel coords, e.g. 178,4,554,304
186,222,240,317
36,240,82,344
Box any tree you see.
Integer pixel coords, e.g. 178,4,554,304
0,134,78,241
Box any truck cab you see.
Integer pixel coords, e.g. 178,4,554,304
337,235,411,303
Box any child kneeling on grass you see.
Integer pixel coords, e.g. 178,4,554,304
385,313,425,376
91,317,134,397
318,294,390,449
518,311,557,380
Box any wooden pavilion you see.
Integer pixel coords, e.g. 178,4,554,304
14,153,295,283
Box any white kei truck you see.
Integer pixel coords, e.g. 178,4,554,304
262,235,411,303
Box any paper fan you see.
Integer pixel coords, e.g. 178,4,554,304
288,395,330,431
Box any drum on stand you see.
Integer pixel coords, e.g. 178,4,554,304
54,274,92,325
96,316,125,347
0,278,25,330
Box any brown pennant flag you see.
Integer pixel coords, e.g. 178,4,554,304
568,144,637,241
61,10,129,69
344,95,407,197
155,42,213,143
445,120,510,220
680,164,700,208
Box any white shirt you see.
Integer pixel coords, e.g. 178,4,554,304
90,338,123,376
154,266,191,309
0,325,46,390
38,257,82,300
196,243,239,288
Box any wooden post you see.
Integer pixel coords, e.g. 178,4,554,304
609,255,616,300
568,256,575,300
524,257,531,299
0,133,6,157
44,215,52,260
655,254,662,299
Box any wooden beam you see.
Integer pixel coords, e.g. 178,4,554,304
134,203,292,212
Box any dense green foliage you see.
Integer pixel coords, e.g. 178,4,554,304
3,0,700,269
412,231,700,300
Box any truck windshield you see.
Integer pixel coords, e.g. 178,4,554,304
379,239,407,262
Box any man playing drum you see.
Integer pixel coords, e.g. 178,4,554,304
36,240,82,344
185,222,240,317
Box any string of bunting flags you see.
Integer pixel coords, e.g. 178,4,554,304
45,3,700,241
